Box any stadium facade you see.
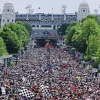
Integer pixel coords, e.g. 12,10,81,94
0,0,100,30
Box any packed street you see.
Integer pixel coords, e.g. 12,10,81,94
0,42,100,100
1,0,100,100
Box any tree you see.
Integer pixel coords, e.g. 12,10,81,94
95,46,100,63
16,21,29,35
0,27,20,54
82,18,99,37
24,23,32,34
65,23,78,45
86,35,99,58
71,24,87,53
0,37,8,56
81,15,98,23
58,24,70,35
64,14,100,63
16,21,29,44
82,18,100,58
94,31,100,63
4,22,29,47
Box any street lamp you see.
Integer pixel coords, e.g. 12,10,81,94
26,5,34,20
45,42,53,66
71,48,76,57
45,42,53,85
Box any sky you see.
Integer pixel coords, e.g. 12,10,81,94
0,0,100,14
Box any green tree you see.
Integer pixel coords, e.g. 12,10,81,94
82,18,100,58
58,24,70,35
16,21,29,45
0,27,20,54
65,23,78,45
95,46,100,63
95,32,100,63
71,24,87,53
81,15,98,23
82,18,99,37
86,35,99,58
0,37,8,56
24,23,32,34
5,22,29,47
64,14,100,62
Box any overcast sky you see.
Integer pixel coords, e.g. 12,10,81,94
0,0,100,14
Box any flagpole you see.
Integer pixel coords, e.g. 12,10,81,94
38,7,41,13
52,8,53,14
52,8,54,21
25,6,28,20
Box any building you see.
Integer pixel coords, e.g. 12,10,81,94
16,13,77,30
1,0,15,28
77,1,90,22
0,0,99,30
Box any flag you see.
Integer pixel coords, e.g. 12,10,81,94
18,87,34,98
52,7,53,13
40,85,52,98
5,82,10,88
38,7,40,9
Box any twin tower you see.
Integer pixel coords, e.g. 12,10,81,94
1,0,90,28
1,0,15,27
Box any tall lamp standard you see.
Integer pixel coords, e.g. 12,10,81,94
45,41,53,85
86,21,91,60
45,41,53,67
25,5,34,20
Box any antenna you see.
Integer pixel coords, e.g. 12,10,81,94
61,5,67,14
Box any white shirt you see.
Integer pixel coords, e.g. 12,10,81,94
88,87,92,92
86,98,91,100
1,86,6,95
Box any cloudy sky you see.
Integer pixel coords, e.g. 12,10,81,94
0,0,100,14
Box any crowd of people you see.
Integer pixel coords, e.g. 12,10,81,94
0,42,100,100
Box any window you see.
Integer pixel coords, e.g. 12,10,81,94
7,19,9,22
32,25,35,27
12,20,13,22
7,9,9,12
3,19,5,22
83,10,85,12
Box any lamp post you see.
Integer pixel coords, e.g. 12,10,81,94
87,32,90,60
25,5,34,20
45,41,53,85
71,48,76,57
45,41,53,68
